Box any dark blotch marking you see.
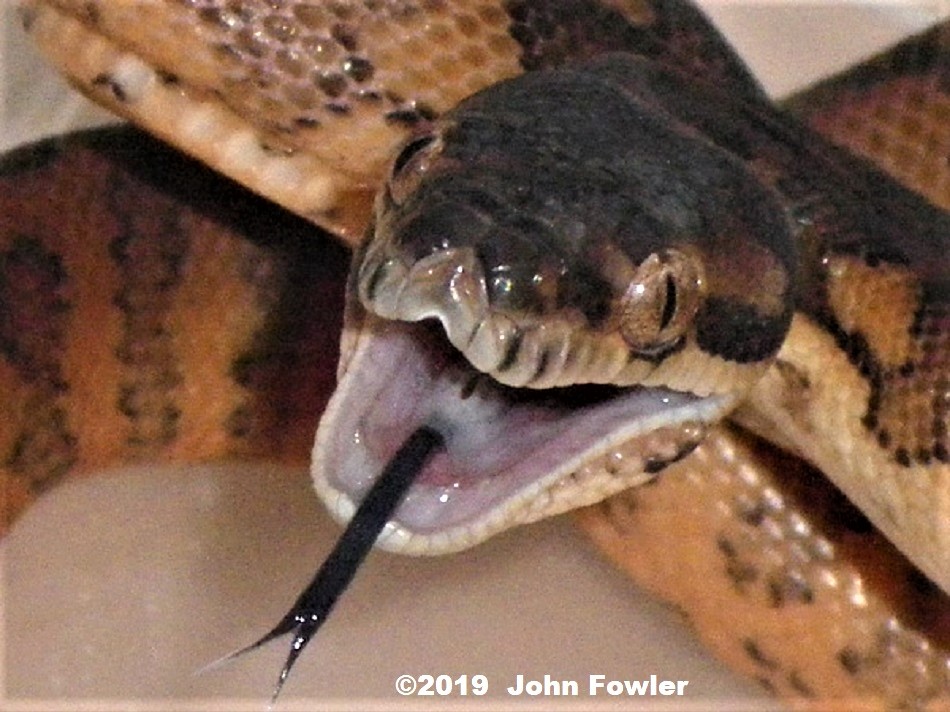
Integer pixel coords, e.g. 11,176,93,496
837,647,863,676
19,5,38,30
330,23,358,52
224,404,253,439
725,560,759,588
766,571,814,607
156,69,180,85
80,1,101,26
294,116,321,129
743,638,780,670
316,73,346,98
716,536,737,558
717,535,759,589
895,447,911,467
0,236,77,492
107,168,189,450
821,297,947,468
933,418,947,439
695,297,790,364
0,237,69,381
91,73,128,103
1,126,351,494
385,108,426,126
324,101,352,115
342,56,374,83
935,441,948,462
384,103,438,126
736,500,766,527
354,89,383,103
218,208,348,452
6,410,78,494
787,671,815,697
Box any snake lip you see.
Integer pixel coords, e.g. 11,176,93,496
311,313,736,555
359,245,649,391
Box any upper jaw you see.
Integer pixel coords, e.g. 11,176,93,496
310,307,736,556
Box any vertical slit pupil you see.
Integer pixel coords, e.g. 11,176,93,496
659,273,678,331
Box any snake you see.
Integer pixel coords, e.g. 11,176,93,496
3,0,949,707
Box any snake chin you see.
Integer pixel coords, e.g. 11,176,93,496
311,313,736,555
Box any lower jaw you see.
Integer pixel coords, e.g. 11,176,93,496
311,315,735,555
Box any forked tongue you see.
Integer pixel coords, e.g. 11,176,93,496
215,302,725,702
213,426,444,703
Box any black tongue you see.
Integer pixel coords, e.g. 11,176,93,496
219,426,445,703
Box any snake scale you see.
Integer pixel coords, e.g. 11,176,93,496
3,0,949,707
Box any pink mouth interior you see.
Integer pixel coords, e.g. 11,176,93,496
317,319,706,535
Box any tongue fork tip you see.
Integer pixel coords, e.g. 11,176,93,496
200,425,446,703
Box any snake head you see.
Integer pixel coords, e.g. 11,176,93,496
313,58,799,554
360,59,796,394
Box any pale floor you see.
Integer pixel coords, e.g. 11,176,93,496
1,2,946,710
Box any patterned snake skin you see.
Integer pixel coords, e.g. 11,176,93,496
4,0,950,707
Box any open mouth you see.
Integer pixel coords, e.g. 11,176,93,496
311,313,735,555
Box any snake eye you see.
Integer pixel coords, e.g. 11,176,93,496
619,250,704,355
387,133,441,205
